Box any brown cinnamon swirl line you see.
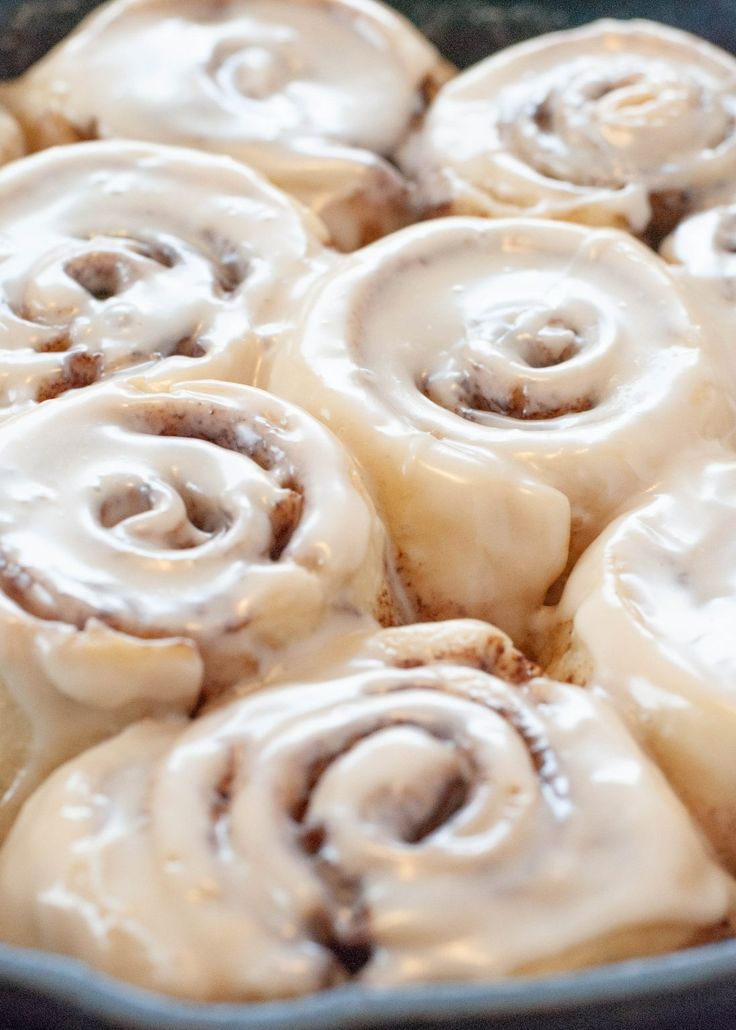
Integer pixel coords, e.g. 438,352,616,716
267,216,731,642
0,376,399,839
0,620,731,1001
0,139,330,423
3,0,454,251
401,19,736,246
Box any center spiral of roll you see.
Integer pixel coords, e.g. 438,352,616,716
420,298,609,422
510,57,733,190
149,663,567,990
0,378,394,710
341,219,696,438
268,216,727,635
0,139,327,419
209,32,303,104
404,20,736,236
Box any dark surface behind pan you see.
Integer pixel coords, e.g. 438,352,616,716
0,0,735,1026
1,0,736,75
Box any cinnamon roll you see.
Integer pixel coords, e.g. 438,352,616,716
402,19,736,243
0,377,397,838
267,217,729,641
543,448,736,874
0,620,731,1000
0,139,329,422
4,0,453,252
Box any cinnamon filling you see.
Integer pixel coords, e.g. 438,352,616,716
459,381,595,421
392,639,538,684
269,486,304,561
35,350,103,403
130,401,305,559
289,719,475,982
64,252,132,301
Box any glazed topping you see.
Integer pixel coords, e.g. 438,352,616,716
661,204,736,279
407,19,736,230
8,0,452,249
21,0,440,158
0,643,730,1000
548,450,736,875
0,140,327,420
270,216,727,545
0,377,392,709
557,452,736,706
291,217,715,436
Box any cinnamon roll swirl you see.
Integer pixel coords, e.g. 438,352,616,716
0,377,396,838
0,139,328,422
267,217,729,640
402,19,736,243
0,620,731,999
4,0,453,252
543,448,736,874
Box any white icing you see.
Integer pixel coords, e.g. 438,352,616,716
0,140,330,421
0,376,392,837
662,204,736,279
0,625,730,998
8,0,451,250
267,216,730,640
660,205,736,418
553,448,736,871
403,19,736,229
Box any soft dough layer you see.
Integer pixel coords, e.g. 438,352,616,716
4,0,453,251
0,139,330,422
402,19,736,241
0,619,731,1000
544,449,736,873
267,216,730,641
0,377,397,838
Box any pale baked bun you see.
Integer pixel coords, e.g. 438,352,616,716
544,447,736,874
4,0,454,251
402,19,736,243
267,216,731,641
0,376,399,839
0,139,331,423
0,620,731,999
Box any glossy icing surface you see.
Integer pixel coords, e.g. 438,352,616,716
0,621,730,999
7,0,452,249
0,376,392,836
662,204,736,279
0,139,330,421
551,450,736,870
0,6,735,1002
268,216,729,639
404,20,736,230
